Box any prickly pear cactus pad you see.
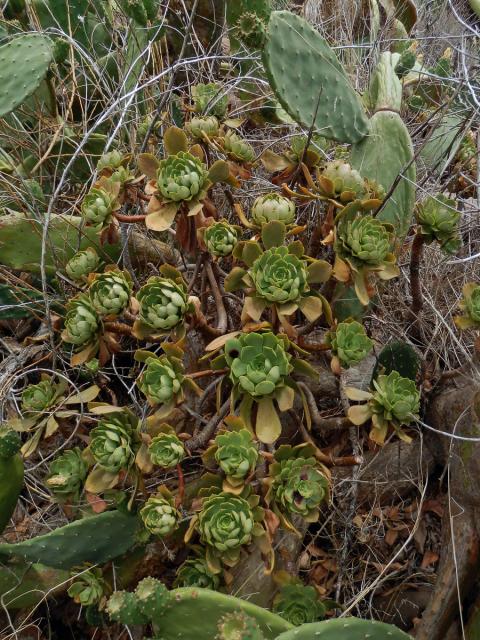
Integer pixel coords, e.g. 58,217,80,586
0,511,143,569
262,12,370,143
151,588,292,639
0,34,53,117
350,111,416,241
275,617,413,639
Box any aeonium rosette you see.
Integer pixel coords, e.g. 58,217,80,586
332,200,399,305
225,229,332,335
207,330,319,444
346,370,420,444
135,341,201,419
185,477,269,574
137,126,230,232
202,415,259,491
132,264,194,341
265,443,329,532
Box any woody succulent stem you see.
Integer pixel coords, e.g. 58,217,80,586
410,231,425,317
206,262,228,334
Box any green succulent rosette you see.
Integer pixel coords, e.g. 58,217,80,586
46,447,88,499
149,431,185,468
61,294,100,349
186,115,219,140
326,320,373,372
88,270,132,317
211,331,302,443
65,248,100,281
203,220,239,257
90,412,136,473
21,379,56,412
223,130,255,163
135,275,189,337
137,353,185,408
416,194,461,254
320,160,366,203
455,282,480,330
226,238,331,328
334,201,399,305
140,487,179,536
266,444,329,529
347,370,420,444
68,568,107,606
187,484,265,573
81,187,117,227
261,134,327,174
290,134,327,164
214,428,258,487
224,332,292,398
174,556,221,589
97,150,124,172
156,151,209,203
192,82,228,118
110,164,135,185
273,584,327,625
251,193,296,226
249,246,308,304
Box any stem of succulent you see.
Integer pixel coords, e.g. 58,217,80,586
187,369,228,380
114,212,148,223
185,399,230,453
296,337,330,351
410,231,425,317
188,254,205,293
192,302,223,337
206,262,228,334
297,382,352,432
103,322,133,335
292,409,362,467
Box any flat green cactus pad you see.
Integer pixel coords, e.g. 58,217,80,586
0,511,143,569
276,617,413,639
350,110,416,241
262,12,370,144
0,561,69,609
0,34,53,117
153,587,292,639
0,213,117,275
